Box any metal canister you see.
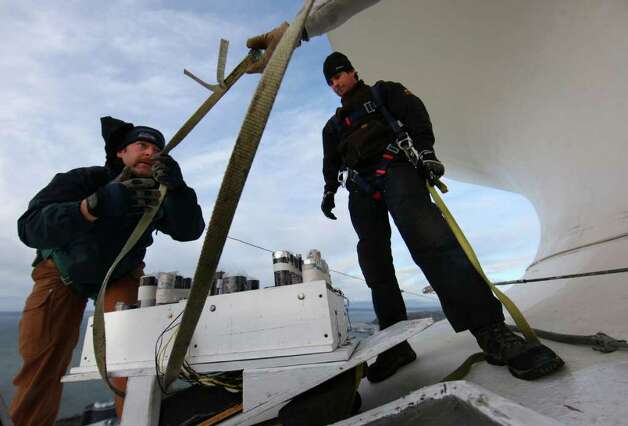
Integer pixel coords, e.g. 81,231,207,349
211,271,225,295
222,275,246,294
246,279,259,290
156,272,178,305
273,250,292,286
114,301,129,311
294,254,303,284
137,275,157,308
173,275,190,301
183,277,192,289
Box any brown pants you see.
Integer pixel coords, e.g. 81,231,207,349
10,259,143,426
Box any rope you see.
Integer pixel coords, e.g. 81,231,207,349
493,266,628,286
92,50,260,397
161,0,316,390
506,325,628,353
440,352,486,382
427,182,540,345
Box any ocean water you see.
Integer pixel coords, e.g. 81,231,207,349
0,311,112,419
0,302,440,419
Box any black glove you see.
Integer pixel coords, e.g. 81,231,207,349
152,154,185,190
86,178,160,218
418,149,445,185
321,191,337,220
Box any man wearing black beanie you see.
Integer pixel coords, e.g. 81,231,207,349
319,52,563,384
10,117,205,425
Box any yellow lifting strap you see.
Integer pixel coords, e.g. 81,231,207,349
427,181,539,344
427,180,541,381
92,50,261,397
161,0,316,390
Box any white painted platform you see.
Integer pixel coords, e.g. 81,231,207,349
223,319,433,426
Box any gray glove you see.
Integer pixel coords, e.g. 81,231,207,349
86,178,160,218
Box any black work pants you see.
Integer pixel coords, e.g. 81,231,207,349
348,162,504,332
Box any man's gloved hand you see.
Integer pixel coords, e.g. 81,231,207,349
86,179,160,219
321,191,337,220
246,22,289,74
152,154,185,190
418,150,445,185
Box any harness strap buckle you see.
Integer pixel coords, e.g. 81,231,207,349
396,132,414,150
386,143,400,155
337,169,349,188
364,101,377,114
395,132,421,168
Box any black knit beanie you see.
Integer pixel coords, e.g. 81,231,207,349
323,52,354,84
101,116,164,156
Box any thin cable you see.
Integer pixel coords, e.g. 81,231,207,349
227,236,273,253
399,289,439,301
154,310,184,395
329,269,365,281
227,235,366,282
493,266,628,286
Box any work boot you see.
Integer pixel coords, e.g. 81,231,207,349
472,322,564,380
366,341,417,383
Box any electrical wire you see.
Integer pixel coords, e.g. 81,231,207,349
153,308,244,394
180,362,243,393
154,310,184,395
227,234,441,302
227,235,365,282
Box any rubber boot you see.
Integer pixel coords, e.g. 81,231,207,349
472,322,564,380
366,341,417,383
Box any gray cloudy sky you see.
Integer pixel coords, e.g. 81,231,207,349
0,0,540,311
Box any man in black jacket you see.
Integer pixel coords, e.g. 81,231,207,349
320,52,563,383
10,117,205,425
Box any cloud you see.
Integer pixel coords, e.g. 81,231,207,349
0,1,541,311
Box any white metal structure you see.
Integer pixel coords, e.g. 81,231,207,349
70,281,349,375
63,283,433,425
325,1,628,424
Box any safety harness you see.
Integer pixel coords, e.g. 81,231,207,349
333,82,427,200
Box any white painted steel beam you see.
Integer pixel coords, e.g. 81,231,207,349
120,376,161,426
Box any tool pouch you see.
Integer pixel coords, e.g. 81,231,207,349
339,120,393,168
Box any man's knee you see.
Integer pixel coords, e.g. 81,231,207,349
357,241,395,285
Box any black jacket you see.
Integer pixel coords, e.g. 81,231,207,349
321,80,435,193
18,166,205,298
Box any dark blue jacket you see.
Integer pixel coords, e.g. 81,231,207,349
18,166,205,298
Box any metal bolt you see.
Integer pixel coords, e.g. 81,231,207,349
209,305,216,312
297,293,305,300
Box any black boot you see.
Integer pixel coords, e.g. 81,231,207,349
471,322,564,380
366,341,417,383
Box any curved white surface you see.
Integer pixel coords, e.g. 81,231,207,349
327,0,628,264
327,1,628,423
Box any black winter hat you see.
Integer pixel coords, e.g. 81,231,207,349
323,52,354,84
100,116,165,160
